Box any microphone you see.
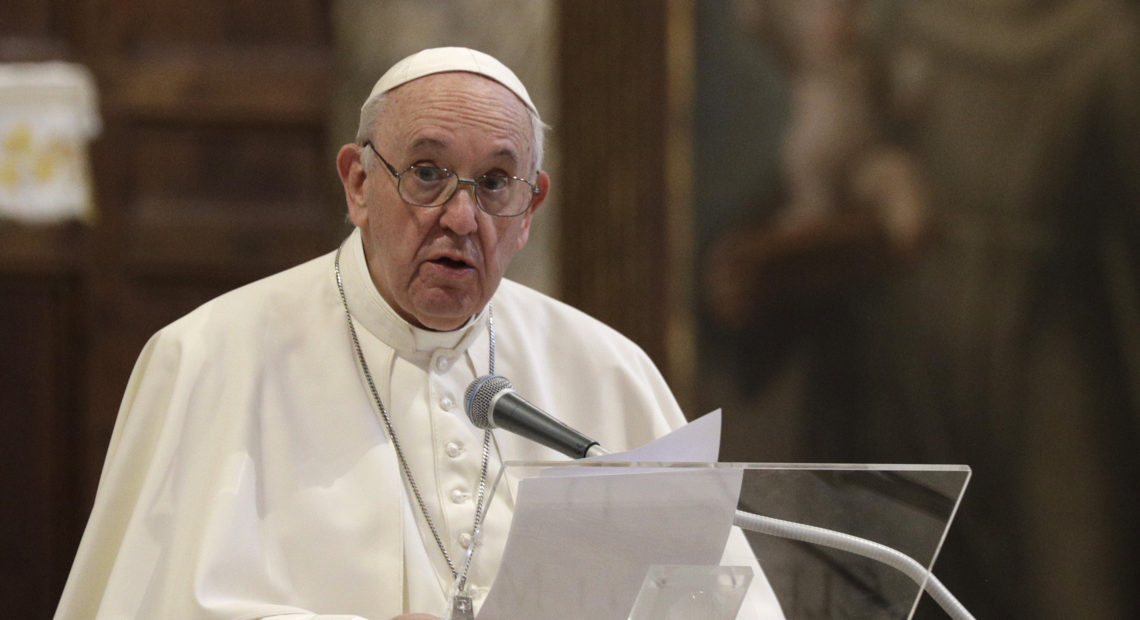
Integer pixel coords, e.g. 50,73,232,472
464,374,607,459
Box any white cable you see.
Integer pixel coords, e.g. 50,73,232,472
733,509,974,620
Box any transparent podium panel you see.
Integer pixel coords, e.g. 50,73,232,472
470,462,969,620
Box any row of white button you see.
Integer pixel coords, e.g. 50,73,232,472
429,351,479,565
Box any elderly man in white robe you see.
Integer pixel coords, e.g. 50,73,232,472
55,47,781,620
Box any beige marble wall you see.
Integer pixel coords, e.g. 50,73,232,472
330,0,560,297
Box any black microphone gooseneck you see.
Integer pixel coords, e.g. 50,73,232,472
464,374,607,459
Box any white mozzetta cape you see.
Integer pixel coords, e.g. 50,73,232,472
57,229,706,619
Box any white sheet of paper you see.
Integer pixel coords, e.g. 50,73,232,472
476,410,740,619
535,409,723,480
590,408,722,463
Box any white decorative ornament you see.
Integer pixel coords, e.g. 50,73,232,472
0,62,101,224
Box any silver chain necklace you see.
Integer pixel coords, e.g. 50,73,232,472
334,244,494,582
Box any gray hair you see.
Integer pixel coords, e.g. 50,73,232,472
355,90,547,175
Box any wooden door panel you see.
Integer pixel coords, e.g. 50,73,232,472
0,279,84,615
123,122,338,275
116,1,328,48
108,48,332,124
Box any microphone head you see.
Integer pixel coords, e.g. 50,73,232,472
464,374,513,429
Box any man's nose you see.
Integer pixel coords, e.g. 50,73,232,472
439,180,479,235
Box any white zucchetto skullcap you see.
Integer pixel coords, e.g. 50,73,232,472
362,47,538,117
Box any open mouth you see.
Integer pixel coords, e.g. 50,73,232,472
430,256,473,269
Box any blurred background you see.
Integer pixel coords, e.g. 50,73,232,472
1,0,1137,618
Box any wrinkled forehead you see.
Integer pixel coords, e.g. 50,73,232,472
385,74,533,151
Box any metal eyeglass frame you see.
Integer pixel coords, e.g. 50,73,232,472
363,141,539,217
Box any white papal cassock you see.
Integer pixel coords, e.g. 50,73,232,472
56,228,782,619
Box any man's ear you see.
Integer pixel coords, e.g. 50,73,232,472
337,143,368,227
515,170,550,249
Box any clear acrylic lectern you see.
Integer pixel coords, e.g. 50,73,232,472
463,462,969,620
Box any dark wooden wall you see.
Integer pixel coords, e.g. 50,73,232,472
0,1,344,616
557,2,674,371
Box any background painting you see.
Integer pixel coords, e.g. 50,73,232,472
693,1,1140,618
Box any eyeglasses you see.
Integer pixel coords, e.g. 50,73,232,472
363,141,540,217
